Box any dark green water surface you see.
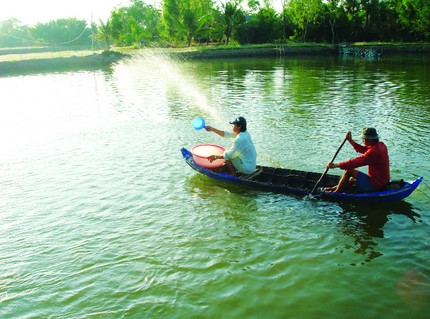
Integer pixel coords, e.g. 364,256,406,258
0,53,429,318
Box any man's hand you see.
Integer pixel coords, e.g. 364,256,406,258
209,155,218,162
327,162,339,169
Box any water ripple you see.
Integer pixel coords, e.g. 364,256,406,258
1,55,429,319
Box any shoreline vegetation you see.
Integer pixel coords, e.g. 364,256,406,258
1,43,430,74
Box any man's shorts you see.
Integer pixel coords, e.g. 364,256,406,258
356,171,375,192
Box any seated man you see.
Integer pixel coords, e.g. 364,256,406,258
205,116,256,176
325,127,390,193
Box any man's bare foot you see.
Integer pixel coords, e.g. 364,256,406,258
323,186,337,192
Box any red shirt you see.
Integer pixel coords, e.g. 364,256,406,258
339,141,390,189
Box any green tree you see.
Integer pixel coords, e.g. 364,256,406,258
109,8,126,43
248,0,261,12
288,0,324,41
0,18,32,47
183,6,198,46
162,0,182,42
127,0,161,44
196,5,221,44
162,0,215,46
279,0,293,41
342,0,364,40
376,0,399,41
358,0,385,41
96,19,112,49
182,0,212,46
243,7,282,43
324,0,344,43
219,0,246,44
109,0,161,46
393,0,430,40
31,18,91,46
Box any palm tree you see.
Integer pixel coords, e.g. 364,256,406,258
97,19,112,49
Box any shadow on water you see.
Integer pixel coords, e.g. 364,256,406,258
339,200,421,236
184,173,259,198
335,200,421,265
183,174,262,216
184,172,424,265
183,174,263,240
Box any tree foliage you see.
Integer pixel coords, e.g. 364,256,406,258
96,19,112,49
220,1,246,44
162,0,215,46
31,18,91,45
1,0,429,48
0,18,31,47
240,7,283,43
160,0,430,44
288,0,324,41
393,0,430,40
109,0,160,46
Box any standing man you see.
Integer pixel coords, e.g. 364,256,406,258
205,116,256,176
325,127,390,193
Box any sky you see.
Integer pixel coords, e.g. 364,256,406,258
1,1,283,27
0,0,134,26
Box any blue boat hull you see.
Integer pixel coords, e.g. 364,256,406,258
181,148,422,203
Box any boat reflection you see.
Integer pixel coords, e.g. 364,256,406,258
336,201,421,265
185,173,422,265
340,200,421,234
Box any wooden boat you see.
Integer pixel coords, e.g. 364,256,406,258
181,148,423,203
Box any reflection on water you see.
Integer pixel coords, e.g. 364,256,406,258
1,53,430,319
341,201,421,234
186,169,422,266
336,201,421,265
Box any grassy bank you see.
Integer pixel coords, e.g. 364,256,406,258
1,42,429,75
0,50,128,74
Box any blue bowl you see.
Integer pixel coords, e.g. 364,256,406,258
192,117,205,130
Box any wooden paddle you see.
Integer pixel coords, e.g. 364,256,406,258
310,135,349,195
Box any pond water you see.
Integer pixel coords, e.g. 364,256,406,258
1,52,429,319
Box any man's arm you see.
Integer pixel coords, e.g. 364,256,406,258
205,125,225,137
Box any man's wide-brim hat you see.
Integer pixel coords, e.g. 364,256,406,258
360,127,379,140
